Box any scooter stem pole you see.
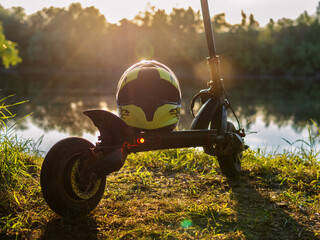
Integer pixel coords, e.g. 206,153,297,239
200,0,216,58
200,0,223,96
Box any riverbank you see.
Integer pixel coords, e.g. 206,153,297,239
0,137,319,239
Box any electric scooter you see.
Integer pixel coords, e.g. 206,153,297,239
40,0,246,217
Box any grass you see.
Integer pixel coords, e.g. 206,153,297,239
0,146,319,239
0,99,319,239
0,95,43,239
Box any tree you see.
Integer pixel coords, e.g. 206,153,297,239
0,23,21,68
212,13,231,32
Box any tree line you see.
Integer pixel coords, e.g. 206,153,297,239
0,3,320,79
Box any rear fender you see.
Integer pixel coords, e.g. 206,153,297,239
190,96,220,130
83,110,131,145
211,104,227,134
190,96,228,156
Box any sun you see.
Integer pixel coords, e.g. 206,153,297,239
88,0,200,24
90,1,150,23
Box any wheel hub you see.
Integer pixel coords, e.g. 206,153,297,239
70,160,101,200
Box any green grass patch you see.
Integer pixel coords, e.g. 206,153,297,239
1,146,319,239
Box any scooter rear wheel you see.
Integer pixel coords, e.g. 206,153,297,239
40,137,106,217
217,122,242,177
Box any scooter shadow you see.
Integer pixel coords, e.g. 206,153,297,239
228,171,315,239
39,214,99,240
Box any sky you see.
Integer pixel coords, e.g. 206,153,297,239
1,0,319,26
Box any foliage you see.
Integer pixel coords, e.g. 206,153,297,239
0,3,319,79
0,24,21,68
0,96,42,239
0,95,40,189
0,129,42,238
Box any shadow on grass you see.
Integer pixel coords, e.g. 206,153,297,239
35,168,317,239
229,171,316,239
40,214,99,240
0,233,17,240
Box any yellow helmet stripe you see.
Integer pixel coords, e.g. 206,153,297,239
118,104,180,130
120,68,139,90
157,68,179,88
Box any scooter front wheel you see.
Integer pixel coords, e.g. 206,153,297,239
40,137,106,217
217,152,242,178
217,122,242,177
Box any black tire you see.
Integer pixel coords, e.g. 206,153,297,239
217,122,242,178
40,137,106,217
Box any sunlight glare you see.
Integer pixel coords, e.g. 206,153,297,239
1,0,319,27
93,1,149,23
135,39,154,60
99,101,118,115
94,0,200,24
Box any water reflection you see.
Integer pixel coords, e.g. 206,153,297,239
226,78,320,135
1,73,319,151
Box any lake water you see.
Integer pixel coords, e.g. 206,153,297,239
1,74,320,155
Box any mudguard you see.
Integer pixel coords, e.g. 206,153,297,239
190,96,220,130
190,95,228,156
83,110,131,146
214,104,228,133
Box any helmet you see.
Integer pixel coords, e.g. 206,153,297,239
116,60,181,131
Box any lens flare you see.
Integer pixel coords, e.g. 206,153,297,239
180,219,192,228
135,39,154,60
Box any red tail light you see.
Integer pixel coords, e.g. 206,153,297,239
137,137,145,144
